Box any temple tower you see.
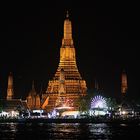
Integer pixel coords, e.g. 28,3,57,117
121,70,128,96
6,72,14,100
42,12,87,111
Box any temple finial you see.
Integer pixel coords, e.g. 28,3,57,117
66,10,69,18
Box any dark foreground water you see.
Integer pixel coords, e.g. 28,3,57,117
0,122,140,139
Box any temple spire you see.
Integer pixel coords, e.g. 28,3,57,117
66,10,69,18
62,11,73,46
7,72,14,100
121,70,128,95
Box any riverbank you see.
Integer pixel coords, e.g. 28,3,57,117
1,118,140,124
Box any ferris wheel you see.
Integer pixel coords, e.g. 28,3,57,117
91,95,107,109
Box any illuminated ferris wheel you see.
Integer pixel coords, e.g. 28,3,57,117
91,95,107,109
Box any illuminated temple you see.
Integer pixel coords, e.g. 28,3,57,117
42,12,87,111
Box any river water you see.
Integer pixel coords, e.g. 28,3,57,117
0,122,140,139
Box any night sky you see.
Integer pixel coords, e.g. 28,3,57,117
0,1,140,100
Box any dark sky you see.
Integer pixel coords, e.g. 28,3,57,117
0,1,140,100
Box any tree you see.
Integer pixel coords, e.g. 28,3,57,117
76,96,90,114
106,98,118,114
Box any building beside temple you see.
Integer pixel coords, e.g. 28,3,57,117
42,12,87,111
0,73,27,117
26,81,41,110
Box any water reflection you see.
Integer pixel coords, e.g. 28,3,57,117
46,123,80,139
0,123,18,140
120,123,128,127
88,123,111,139
0,122,140,139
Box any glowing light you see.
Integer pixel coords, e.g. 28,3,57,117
0,111,9,116
52,109,57,117
48,113,51,118
33,110,43,113
10,111,19,117
61,111,79,118
94,110,106,116
55,106,74,110
91,95,107,109
121,111,126,115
